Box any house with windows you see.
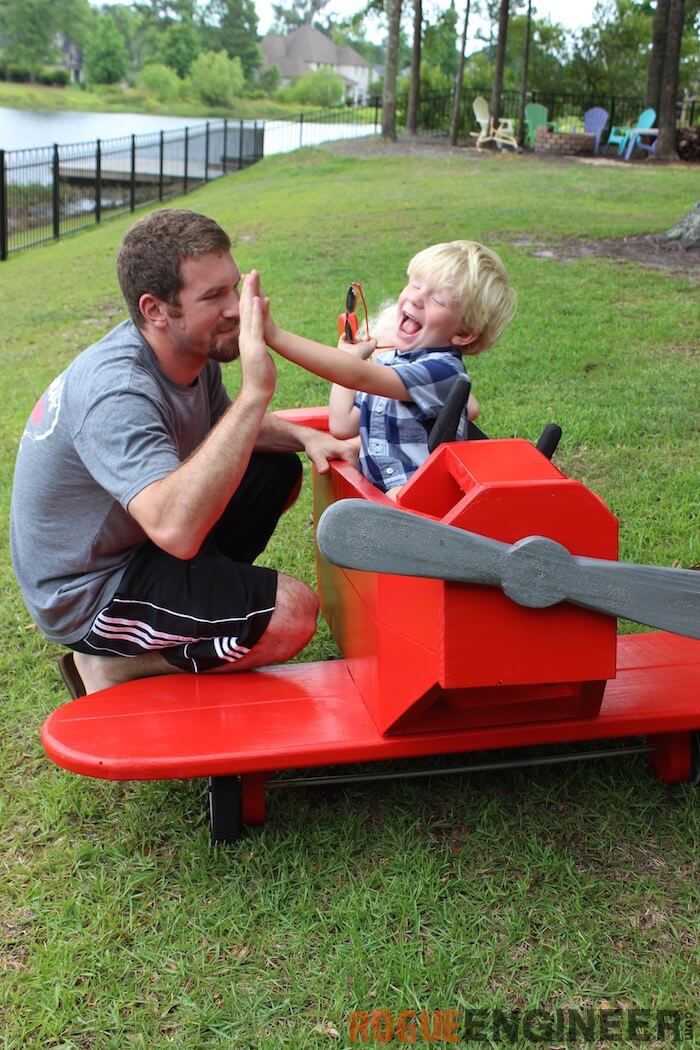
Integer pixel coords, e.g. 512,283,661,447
260,25,370,104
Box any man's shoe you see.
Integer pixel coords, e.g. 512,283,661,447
58,652,86,700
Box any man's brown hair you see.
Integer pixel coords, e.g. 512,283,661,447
117,209,231,328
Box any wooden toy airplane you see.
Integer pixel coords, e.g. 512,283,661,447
41,405,700,844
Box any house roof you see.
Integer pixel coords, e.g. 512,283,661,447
261,25,369,77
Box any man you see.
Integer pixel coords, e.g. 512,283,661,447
10,209,356,697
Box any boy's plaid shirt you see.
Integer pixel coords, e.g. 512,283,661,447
354,345,469,492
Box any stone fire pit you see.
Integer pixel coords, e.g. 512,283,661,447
535,126,595,156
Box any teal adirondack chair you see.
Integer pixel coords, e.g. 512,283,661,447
524,103,555,149
605,108,655,156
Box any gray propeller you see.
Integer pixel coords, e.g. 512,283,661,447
316,500,700,640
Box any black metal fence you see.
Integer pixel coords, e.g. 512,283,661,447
401,88,698,139
0,104,387,260
0,119,264,260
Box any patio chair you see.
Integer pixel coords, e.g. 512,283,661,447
605,108,655,157
623,110,658,160
583,106,609,154
524,103,555,149
470,96,519,152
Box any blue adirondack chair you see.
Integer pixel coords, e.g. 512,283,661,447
583,107,609,154
624,109,659,160
605,108,655,157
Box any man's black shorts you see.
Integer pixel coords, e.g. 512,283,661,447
71,452,301,673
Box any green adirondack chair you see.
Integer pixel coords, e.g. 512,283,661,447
524,103,555,149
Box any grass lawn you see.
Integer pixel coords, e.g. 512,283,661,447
0,79,350,121
0,147,698,1048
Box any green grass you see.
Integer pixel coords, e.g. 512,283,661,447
1,149,698,1048
0,79,353,120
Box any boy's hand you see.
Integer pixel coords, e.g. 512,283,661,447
337,333,376,360
244,270,278,347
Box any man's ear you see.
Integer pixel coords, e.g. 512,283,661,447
450,329,479,349
138,293,169,329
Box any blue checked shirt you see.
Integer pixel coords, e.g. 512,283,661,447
354,346,469,492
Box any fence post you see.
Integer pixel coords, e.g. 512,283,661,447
238,119,244,169
299,113,304,149
159,131,164,200
183,127,189,194
223,119,228,175
95,139,102,223
205,121,210,182
130,134,136,211
0,150,7,261
52,144,60,241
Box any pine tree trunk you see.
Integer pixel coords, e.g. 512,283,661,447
382,0,403,141
490,0,510,124
406,0,422,134
517,0,532,148
664,201,700,245
645,0,670,116
656,0,685,159
449,0,471,146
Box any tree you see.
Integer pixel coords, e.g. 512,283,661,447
664,200,700,244
0,0,91,75
570,0,652,96
84,13,129,84
423,0,459,78
382,0,403,140
646,0,670,113
516,0,532,148
202,0,261,79
449,0,471,145
270,0,331,32
406,0,422,134
157,20,200,77
656,0,685,158
490,0,510,122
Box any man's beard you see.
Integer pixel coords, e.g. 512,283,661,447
208,324,240,362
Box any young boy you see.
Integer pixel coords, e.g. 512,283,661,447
258,240,516,499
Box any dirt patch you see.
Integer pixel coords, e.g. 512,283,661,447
320,134,699,274
514,234,700,274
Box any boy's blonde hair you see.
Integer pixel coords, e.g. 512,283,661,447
408,240,516,354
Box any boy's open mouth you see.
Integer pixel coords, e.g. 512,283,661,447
399,311,421,336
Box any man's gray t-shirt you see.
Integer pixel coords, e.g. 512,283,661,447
10,320,230,644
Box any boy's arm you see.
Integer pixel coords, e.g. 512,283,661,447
328,383,360,438
264,318,410,401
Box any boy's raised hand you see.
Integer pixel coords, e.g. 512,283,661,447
337,333,377,360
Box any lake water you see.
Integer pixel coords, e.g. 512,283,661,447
0,108,198,150
0,106,378,154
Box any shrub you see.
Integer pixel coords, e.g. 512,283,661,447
36,68,71,87
256,64,281,94
3,64,33,83
290,67,344,107
189,51,244,107
137,63,182,104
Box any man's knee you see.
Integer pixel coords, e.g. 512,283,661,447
275,574,318,635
